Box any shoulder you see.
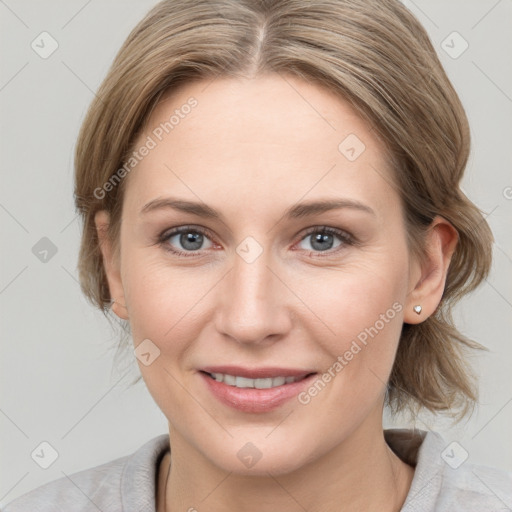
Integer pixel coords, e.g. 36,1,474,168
392,429,512,512
2,457,127,512
435,459,512,511
2,434,170,512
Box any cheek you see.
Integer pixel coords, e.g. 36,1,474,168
290,267,406,444
121,248,207,338
121,257,208,413
302,252,409,388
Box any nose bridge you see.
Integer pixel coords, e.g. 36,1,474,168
215,241,290,344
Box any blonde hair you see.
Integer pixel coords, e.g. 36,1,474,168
74,0,493,418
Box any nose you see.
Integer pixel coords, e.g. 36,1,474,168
214,246,292,346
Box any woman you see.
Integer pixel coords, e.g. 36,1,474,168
5,0,511,510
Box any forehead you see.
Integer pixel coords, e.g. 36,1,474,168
123,74,398,219
145,73,379,157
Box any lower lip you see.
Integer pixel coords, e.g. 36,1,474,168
200,372,317,413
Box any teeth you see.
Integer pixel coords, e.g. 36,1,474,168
210,373,300,389
224,374,236,386
254,378,273,389
272,376,286,387
236,376,254,388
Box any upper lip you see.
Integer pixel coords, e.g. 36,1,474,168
200,366,316,379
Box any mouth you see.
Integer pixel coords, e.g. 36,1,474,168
201,371,314,389
199,366,318,413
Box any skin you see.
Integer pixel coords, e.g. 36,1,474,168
95,73,458,511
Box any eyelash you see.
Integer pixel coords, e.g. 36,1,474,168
157,225,356,259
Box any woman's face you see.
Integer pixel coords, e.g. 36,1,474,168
102,74,421,475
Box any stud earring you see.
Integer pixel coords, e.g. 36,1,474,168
413,305,422,315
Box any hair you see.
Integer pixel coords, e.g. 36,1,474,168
74,0,493,419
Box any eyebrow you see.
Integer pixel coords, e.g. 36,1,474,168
140,197,375,220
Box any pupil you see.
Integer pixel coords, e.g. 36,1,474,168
181,232,203,250
311,232,333,251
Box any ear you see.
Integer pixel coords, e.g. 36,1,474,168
95,210,129,320
404,216,458,324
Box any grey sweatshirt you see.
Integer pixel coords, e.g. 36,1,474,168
3,429,511,511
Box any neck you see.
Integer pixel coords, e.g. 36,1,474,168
160,419,414,512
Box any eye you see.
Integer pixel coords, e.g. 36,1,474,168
296,226,354,255
158,226,214,256
157,225,355,258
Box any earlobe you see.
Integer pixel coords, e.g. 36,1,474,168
94,210,129,320
404,217,458,324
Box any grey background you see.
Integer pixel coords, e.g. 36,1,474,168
1,0,511,505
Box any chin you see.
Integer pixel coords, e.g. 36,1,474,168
197,430,321,477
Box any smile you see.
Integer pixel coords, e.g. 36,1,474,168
199,367,318,413
206,372,305,389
